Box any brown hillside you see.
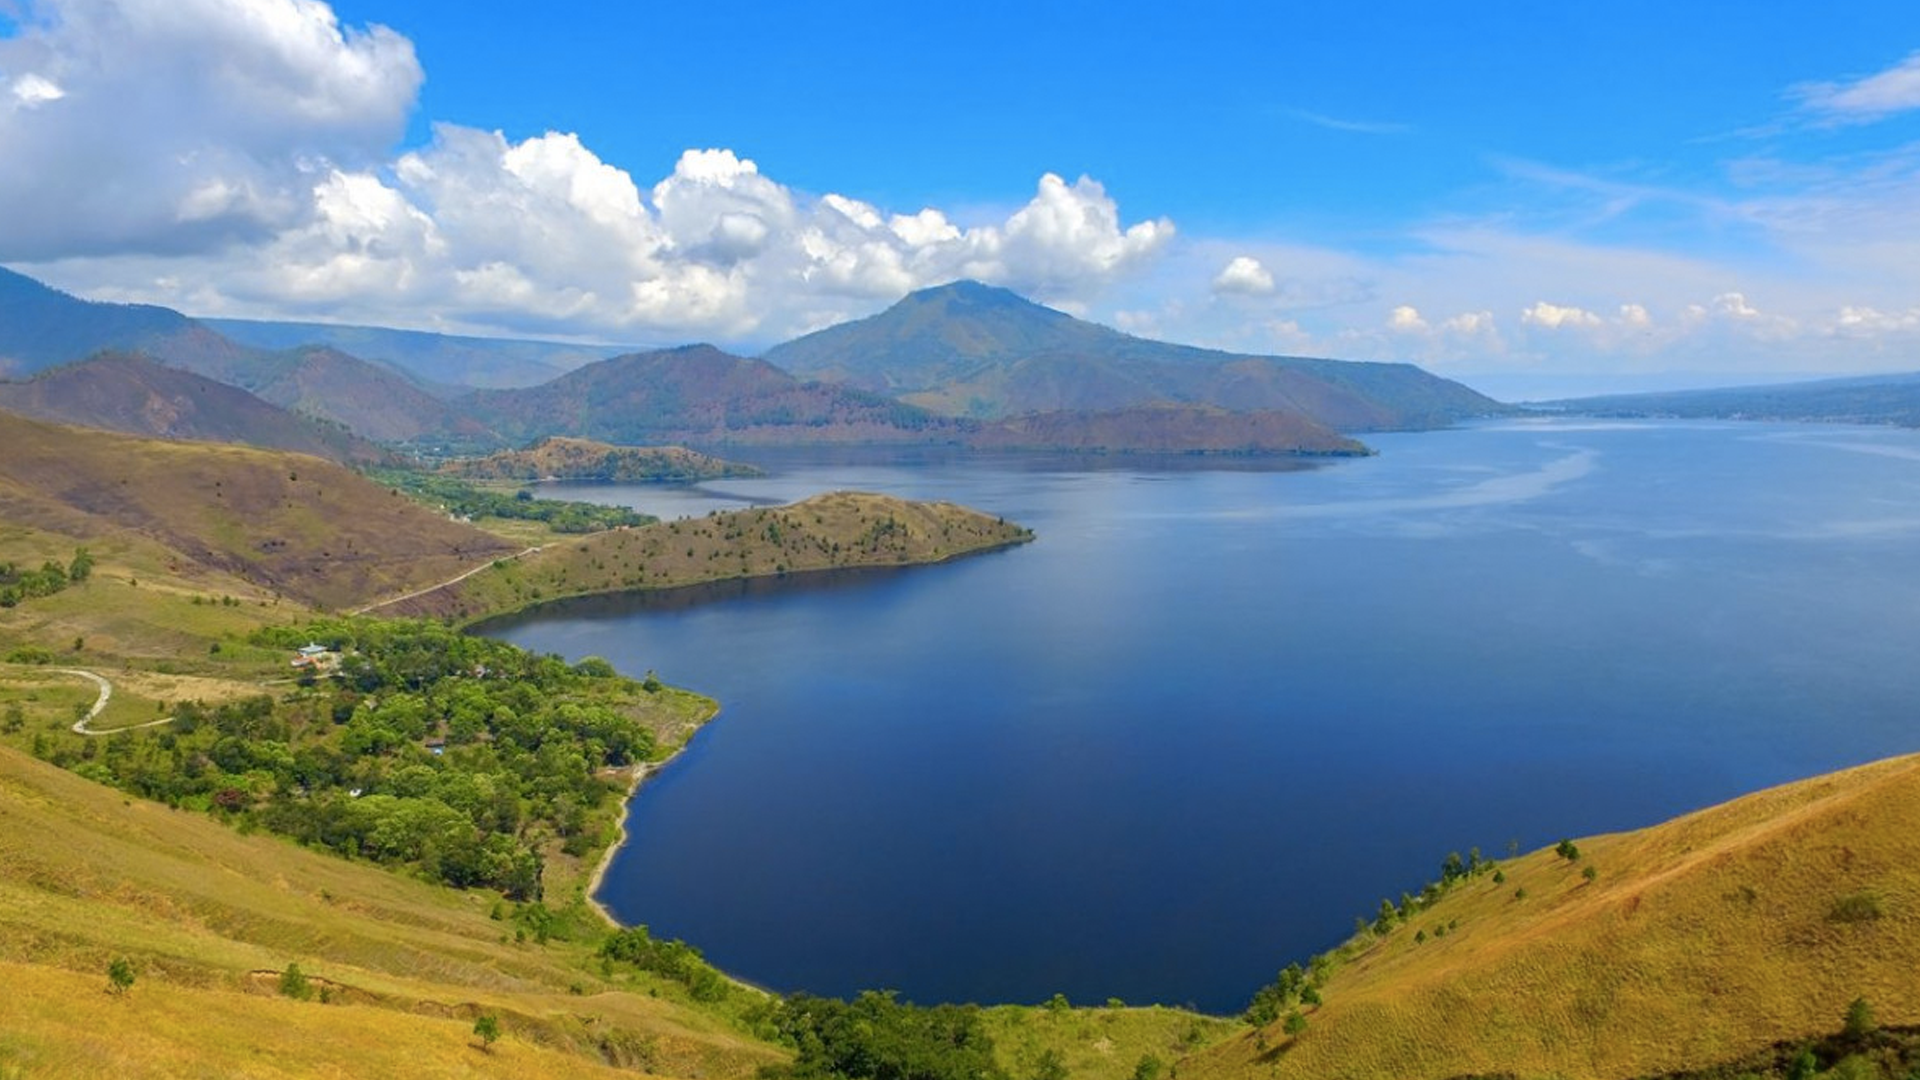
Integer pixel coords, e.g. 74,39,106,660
1183,753,1920,1080
444,436,763,482
0,412,514,609
0,354,387,464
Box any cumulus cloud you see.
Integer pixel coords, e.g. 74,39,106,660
1521,301,1603,330
1,1,1177,339
1388,305,1428,332
1795,49,1920,123
0,0,421,260
1212,255,1275,295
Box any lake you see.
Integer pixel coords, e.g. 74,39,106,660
484,418,1920,1013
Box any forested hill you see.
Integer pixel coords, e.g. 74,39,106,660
763,279,1507,429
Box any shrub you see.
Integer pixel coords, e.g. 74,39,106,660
106,956,136,994
279,962,312,1001
1830,891,1884,924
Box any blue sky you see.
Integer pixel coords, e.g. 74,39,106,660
4,1,1920,396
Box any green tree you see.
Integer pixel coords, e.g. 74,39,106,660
279,962,313,1000
1843,995,1876,1038
1283,1010,1308,1037
106,956,136,994
68,547,93,582
1555,838,1581,861
474,1013,501,1051
1033,1048,1068,1080
1131,1055,1164,1080
1582,865,1599,884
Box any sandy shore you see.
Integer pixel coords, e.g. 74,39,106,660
584,707,719,926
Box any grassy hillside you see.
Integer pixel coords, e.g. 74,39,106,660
0,355,388,465
0,741,782,1079
377,491,1033,621
0,412,516,610
443,436,764,483
1185,753,1920,1080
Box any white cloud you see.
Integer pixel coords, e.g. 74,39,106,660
1211,255,1274,295
1795,49,1920,122
8,72,65,106
0,0,421,260
1388,305,1428,332
1618,303,1651,328
1521,301,1603,330
1442,310,1497,335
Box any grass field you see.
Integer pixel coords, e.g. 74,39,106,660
383,490,1033,622
0,743,784,1079
1185,753,1920,1080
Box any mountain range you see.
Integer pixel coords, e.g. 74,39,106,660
0,267,1506,456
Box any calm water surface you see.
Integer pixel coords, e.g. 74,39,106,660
486,419,1920,1012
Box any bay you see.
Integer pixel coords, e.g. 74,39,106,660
484,418,1920,1012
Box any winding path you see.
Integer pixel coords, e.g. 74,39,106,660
62,668,174,736
350,545,543,616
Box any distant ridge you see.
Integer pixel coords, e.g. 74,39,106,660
0,353,388,464
764,280,1507,429
462,343,957,446
205,316,645,391
1548,371,1920,427
0,266,242,377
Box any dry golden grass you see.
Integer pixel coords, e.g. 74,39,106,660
1185,753,1920,1080
0,744,783,1080
387,490,1033,621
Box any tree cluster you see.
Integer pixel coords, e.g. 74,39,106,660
35,617,658,900
0,547,91,607
366,468,653,534
761,991,1007,1080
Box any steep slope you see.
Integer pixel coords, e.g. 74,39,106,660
0,266,247,376
763,280,1505,428
1185,753,1920,1080
0,354,388,464
443,437,764,482
0,743,781,1080
205,316,640,390
0,412,515,608
463,344,958,446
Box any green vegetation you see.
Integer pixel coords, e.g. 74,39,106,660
366,467,653,534
16,616,706,905
474,1013,501,1051
763,992,1005,1080
106,956,135,995
0,548,89,608
443,436,765,484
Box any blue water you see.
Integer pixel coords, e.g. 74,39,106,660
486,419,1920,1012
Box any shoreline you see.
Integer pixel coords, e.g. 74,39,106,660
584,702,719,927
457,531,1035,631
